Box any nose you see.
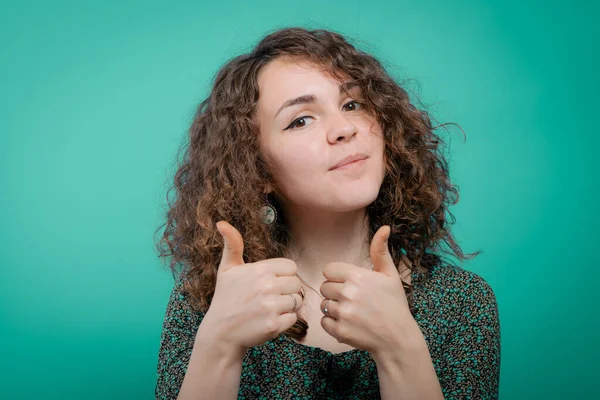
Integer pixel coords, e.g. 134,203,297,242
326,111,358,144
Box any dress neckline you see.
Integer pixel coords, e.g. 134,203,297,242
277,267,430,357
279,331,364,356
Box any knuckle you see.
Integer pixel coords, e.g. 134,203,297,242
261,297,278,313
340,286,353,301
341,284,359,301
348,273,363,285
338,304,353,320
335,325,347,342
293,276,303,292
252,264,265,279
264,318,279,335
261,278,275,293
287,259,298,274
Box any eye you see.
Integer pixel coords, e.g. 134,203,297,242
284,116,314,131
343,100,362,111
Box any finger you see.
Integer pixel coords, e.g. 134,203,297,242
275,275,302,294
320,313,337,338
370,225,397,276
216,221,245,272
261,258,298,277
319,281,343,300
320,298,339,320
322,262,355,282
277,293,304,314
277,312,299,335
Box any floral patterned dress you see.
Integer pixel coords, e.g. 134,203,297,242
155,262,501,399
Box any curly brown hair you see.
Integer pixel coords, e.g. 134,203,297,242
154,26,480,340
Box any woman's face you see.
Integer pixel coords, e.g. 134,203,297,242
255,57,386,214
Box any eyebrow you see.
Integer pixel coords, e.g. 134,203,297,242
273,81,360,120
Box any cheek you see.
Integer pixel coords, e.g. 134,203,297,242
271,141,321,181
284,138,324,166
271,143,310,172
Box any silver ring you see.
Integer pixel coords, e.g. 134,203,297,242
289,294,297,312
323,299,332,317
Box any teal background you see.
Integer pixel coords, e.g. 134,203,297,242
1,0,598,398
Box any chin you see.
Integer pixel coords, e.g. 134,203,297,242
333,189,380,212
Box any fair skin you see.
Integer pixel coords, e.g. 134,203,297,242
178,57,442,400
256,56,386,354
255,56,443,399
256,56,386,282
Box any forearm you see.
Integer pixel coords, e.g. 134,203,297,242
373,322,443,400
177,325,246,400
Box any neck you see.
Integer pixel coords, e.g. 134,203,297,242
283,206,372,286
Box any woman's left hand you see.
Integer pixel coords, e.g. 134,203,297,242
319,225,424,357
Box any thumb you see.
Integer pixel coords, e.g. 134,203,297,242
370,225,397,277
216,221,245,272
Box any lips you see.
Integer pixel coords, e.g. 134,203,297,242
330,153,369,170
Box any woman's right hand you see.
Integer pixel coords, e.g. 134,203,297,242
199,220,304,353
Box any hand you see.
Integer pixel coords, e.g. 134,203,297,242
200,221,304,353
318,225,422,357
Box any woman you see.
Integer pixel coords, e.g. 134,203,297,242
154,27,501,399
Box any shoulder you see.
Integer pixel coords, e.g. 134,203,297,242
156,279,204,400
162,278,206,329
418,265,501,399
421,263,497,300
165,278,189,309
415,263,500,324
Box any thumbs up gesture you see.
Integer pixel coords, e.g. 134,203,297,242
318,225,425,358
199,221,304,353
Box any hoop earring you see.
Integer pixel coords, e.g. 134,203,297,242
260,198,278,225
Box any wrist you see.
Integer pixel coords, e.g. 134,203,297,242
195,315,248,362
372,317,428,368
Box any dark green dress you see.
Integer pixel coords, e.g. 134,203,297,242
155,262,501,399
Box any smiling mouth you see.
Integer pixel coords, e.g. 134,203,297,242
330,155,369,170
330,158,368,171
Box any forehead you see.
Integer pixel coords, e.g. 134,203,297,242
256,58,346,113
